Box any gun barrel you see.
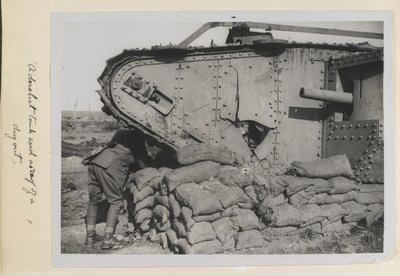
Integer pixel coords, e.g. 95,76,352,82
299,87,353,104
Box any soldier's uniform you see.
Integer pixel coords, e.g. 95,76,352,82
82,129,148,249
88,143,133,208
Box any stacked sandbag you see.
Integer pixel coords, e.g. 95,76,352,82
128,149,383,251
291,154,354,179
130,167,171,235
168,170,265,253
356,184,384,227
262,154,384,236
128,143,265,253
175,143,235,166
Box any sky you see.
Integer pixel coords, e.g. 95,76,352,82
56,11,384,111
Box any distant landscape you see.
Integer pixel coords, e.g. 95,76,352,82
62,110,117,122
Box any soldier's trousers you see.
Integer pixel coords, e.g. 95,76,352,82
87,164,127,208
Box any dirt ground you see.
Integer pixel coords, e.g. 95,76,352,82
60,112,383,254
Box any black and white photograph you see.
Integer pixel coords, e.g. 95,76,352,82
52,11,392,264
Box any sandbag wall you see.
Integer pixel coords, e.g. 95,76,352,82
127,144,384,253
262,155,384,237
129,162,266,254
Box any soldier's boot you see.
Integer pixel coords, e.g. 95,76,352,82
101,203,127,250
101,234,126,250
86,203,100,247
85,231,103,247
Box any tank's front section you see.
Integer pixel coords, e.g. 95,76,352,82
97,31,383,183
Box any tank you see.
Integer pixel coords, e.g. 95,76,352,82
97,22,384,183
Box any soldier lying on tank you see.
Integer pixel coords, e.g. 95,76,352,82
82,129,152,249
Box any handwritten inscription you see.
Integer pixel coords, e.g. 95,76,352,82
4,124,23,164
24,63,39,204
3,62,40,219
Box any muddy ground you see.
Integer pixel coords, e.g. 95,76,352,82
60,112,383,254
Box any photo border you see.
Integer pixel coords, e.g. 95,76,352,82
51,10,395,267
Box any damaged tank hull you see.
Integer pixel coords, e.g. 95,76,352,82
97,23,383,183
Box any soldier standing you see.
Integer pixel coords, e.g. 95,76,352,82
82,129,150,249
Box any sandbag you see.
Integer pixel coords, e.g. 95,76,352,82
135,195,155,212
155,220,171,232
291,154,354,179
159,232,169,250
204,180,247,208
272,203,304,226
176,238,191,254
134,208,153,224
320,220,353,233
222,205,240,217
269,177,286,197
341,200,367,214
285,177,314,195
288,190,314,208
308,191,358,205
305,178,333,194
253,173,269,190
131,185,140,203
180,206,195,230
308,178,332,187
159,181,168,196
177,238,223,254
175,182,223,215
269,175,291,188
274,175,315,196
176,143,235,166
193,212,222,223
328,176,359,195
356,192,384,205
263,226,298,236
271,177,328,197
148,176,163,190
148,228,158,242
221,236,236,251
153,205,170,224
238,202,253,209
166,229,179,245
319,203,348,221
159,167,173,176
341,201,367,223
300,217,326,228
217,167,253,188
139,218,151,232
343,213,365,223
359,184,384,193
172,219,187,238
154,192,170,209
290,223,322,236
365,204,384,227
244,185,261,205
134,168,162,191
212,217,239,244
190,239,224,254
132,185,155,204
270,193,287,207
298,204,325,227
187,222,217,245
165,161,222,192
235,230,264,250
232,209,260,231
169,193,181,218
305,186,330,194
